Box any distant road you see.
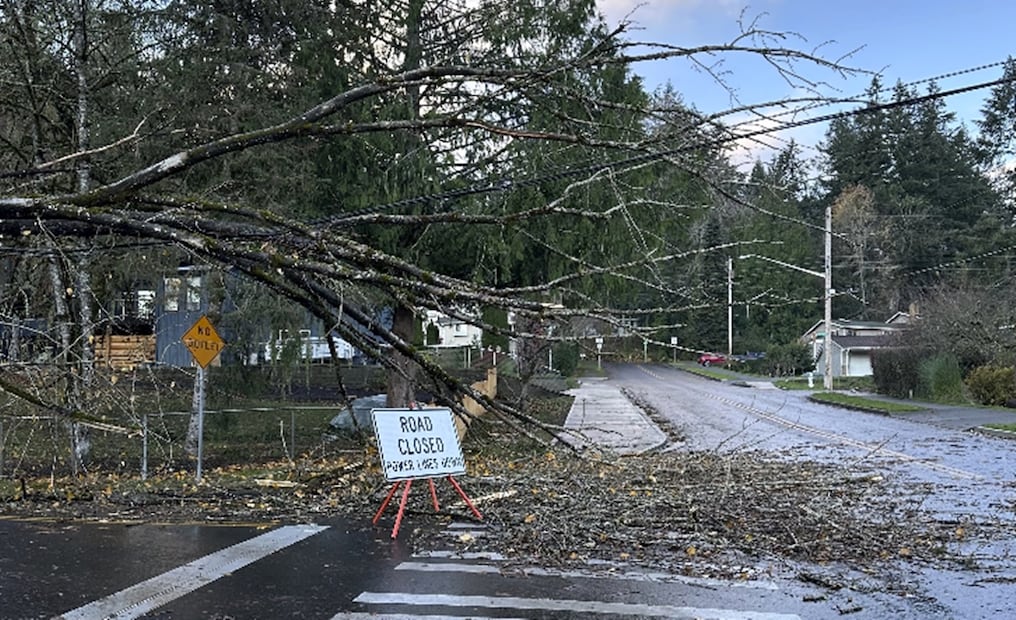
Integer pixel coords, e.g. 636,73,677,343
602,362,1016,620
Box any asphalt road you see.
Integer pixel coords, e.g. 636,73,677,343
608,363,1016,618
0,516,860,620
2,363,1015,619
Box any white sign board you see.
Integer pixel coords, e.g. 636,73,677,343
371,408,466,481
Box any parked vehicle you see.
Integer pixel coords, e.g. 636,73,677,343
731,351,767,363
698,353,726,366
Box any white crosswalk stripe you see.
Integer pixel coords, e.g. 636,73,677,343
55,524,328,620
352,591,801,619
347,523,802,619
333,609,524,613
393,560,779,590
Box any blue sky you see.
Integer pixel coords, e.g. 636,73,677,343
596,0,1014,164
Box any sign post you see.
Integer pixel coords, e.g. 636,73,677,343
671,336,678,363
182,316,225,482
371,407,481,538
595,337,603,370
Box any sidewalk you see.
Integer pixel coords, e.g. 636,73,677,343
562,377,668,455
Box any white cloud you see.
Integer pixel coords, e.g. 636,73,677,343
720,100,832,170
596,0,745,31
723,114,787,168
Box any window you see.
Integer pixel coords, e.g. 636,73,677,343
163,276,203,312
164,277,181,312
137,290,155,317
185,276,202,311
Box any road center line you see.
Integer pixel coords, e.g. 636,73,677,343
55,524,328,620
353,591,801,619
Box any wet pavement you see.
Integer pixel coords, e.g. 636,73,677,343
4,363,1016,619
558,363,1016,456
1,518,419,619
604,363,1016,620
887,401,1016,430
0,515,927,620
562,377,667,454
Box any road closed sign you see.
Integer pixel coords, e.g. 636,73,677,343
372,408,466,481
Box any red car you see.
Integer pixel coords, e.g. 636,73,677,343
697,353,726,366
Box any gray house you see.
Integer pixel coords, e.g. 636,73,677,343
800,312,913,377
154,265,215,367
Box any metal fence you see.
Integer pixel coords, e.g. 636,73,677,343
0,405,359,480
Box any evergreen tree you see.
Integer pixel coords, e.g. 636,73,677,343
820,78,1001,317
976,57,1016,221
733,143,823,349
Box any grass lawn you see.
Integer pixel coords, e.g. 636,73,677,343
0,403,351,477
775,376,876,391
809,391,926,414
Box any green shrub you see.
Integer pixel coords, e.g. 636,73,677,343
552,341,579,376
916,353,966,403
762,342,814,377
481,306,510,351
425,322,440,345
871,348,923,398
965,365,1016,406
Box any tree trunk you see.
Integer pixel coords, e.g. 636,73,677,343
386,304,416,407
64,0,94,473
383,0,425,409
74,0,91,192
47,256,84,474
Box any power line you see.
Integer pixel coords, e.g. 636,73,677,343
691,59,1013,158
904,242,1016,278
317,68,1016,229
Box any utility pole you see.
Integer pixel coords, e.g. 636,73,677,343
727,256,733,357
824,203,834,390
737,220,833,389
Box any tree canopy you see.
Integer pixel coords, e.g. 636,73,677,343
3,1,1016,461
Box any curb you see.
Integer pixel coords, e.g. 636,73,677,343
806,395,893,416
972,426,1016,440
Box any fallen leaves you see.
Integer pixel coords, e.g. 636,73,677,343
447,450,994,578
0,437,998,586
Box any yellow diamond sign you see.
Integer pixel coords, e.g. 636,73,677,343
182,316,225,368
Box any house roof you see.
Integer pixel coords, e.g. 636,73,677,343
801,316,910,340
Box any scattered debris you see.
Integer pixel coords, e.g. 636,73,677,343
254,479,302,488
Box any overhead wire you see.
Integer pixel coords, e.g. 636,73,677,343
4,60,1011,288
716,59,1012,157
313,64,1016,230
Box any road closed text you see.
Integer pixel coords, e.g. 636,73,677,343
372,408,467,481
398,434,445,455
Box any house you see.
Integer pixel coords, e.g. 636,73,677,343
261,329,358,364
423,309,482,348
156,265,369,367
154,265,212,367
800,314,912,377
